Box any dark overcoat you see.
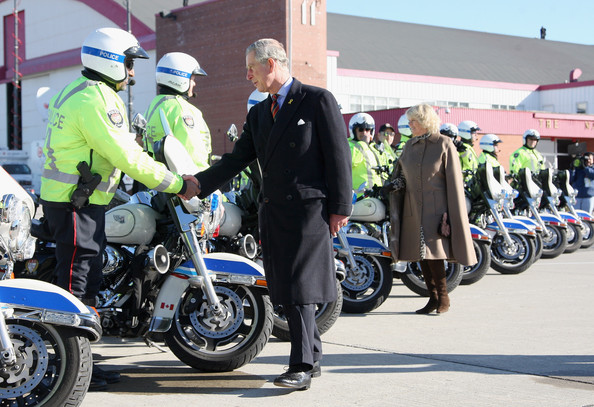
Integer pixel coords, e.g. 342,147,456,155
196,79,352,305
389,133,476,266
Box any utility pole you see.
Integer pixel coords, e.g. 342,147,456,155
12,0,21,149
126,0,133,129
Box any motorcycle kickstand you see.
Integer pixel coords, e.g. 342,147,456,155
143,336,169,353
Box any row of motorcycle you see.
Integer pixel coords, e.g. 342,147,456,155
1,117,592,405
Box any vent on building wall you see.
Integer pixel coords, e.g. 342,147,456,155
570,68,582,82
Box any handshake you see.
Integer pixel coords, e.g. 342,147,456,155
177,175,202,200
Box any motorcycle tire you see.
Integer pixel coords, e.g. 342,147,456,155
564,222,583,253
272,278,343,341
0,321,92,407
490,233,536,274
580,221,594,249
164,284,273,372
339,255,393,314
400,261,463,297
461,240,491,285
540,224,568,259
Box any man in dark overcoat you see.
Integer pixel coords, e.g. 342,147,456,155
190,38,352,390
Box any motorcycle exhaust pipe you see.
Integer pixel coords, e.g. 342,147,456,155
146,244,170,274
237,234,257,259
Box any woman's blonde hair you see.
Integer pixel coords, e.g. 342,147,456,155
406,103,441,134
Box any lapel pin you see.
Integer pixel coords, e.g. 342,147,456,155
288,99,293,104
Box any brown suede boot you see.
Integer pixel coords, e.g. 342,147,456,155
416,262,438,314
431,261,450,314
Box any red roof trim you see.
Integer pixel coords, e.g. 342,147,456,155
77,0,154,37
537,80,594,91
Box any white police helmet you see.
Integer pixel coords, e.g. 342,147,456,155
458,120,481,141
348,112,375,139
247,89,269,112
156,52,207,94
479,133,502,153
397,114,412,136
81,27,149,85
523,129,540,145
440,123,459,139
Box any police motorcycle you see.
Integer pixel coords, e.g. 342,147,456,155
21,117,274,372
554,169,594,248
466,163,538,274
535,168,583,254
209,124,344,340
510,168,568,258
345,181,486,293
0,167,101,406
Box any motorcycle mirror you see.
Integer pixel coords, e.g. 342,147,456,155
131,113,147,136
227,124,238,142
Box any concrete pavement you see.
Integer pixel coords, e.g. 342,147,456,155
81,247,594,407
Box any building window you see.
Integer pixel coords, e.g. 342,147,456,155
577,102,587,114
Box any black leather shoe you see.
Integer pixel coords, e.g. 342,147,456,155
88,376,107,391
273,368,312,390
309,361,321,378
92,365,121,384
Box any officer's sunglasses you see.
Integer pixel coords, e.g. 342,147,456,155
125,58,134,70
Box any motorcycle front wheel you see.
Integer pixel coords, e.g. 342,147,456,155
540,224,568,259
400,261,463,297
564,222,583,253
339,255,393,314
0,321,92,407
461,240,492,285
272,278,343,341
580,221,594,248
165,284,273,372
490,233,535,274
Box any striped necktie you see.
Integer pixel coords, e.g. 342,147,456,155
271,93,280,120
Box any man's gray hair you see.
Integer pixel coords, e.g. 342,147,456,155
246,38,289,70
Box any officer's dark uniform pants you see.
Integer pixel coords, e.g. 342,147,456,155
284,304,321,368
44,205,106,301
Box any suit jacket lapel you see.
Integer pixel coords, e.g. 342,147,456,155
262,79,304,170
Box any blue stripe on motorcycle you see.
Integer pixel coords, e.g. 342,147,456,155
0,287,81,313
332,236,387,249
176,258,264,277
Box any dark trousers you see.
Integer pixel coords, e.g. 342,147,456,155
44,205,105,300
284,304,321,368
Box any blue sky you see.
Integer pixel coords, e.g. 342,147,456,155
326,0,594,45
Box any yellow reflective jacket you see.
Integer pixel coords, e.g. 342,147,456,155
350,140,383,196
144,94,211,171
41,77,183,205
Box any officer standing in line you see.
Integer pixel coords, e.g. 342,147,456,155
348,112,384,196
394,114,412,159
457,120,481,181
372,123,397,181
509,129,546,175
478,133,505,170
40,27,198,390
144,52,212,171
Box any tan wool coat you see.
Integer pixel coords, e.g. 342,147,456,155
389,132,477,266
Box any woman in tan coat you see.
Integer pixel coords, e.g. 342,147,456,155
389,104,476,314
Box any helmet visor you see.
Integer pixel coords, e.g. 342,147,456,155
124,45,149,59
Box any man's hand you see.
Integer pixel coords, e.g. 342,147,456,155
329,213,349,237
177,175,200,200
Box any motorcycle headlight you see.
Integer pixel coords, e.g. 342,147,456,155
8,201,32,251
1,194,19,223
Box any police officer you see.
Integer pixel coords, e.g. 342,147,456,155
457,120,481,178
349,112,384,196
372,123,397,178
40,27,198,390
394,114,412,160
478,133,504,170
509,129,545,175
144,52,212,171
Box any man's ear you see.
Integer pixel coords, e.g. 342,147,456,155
267,58,275,73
